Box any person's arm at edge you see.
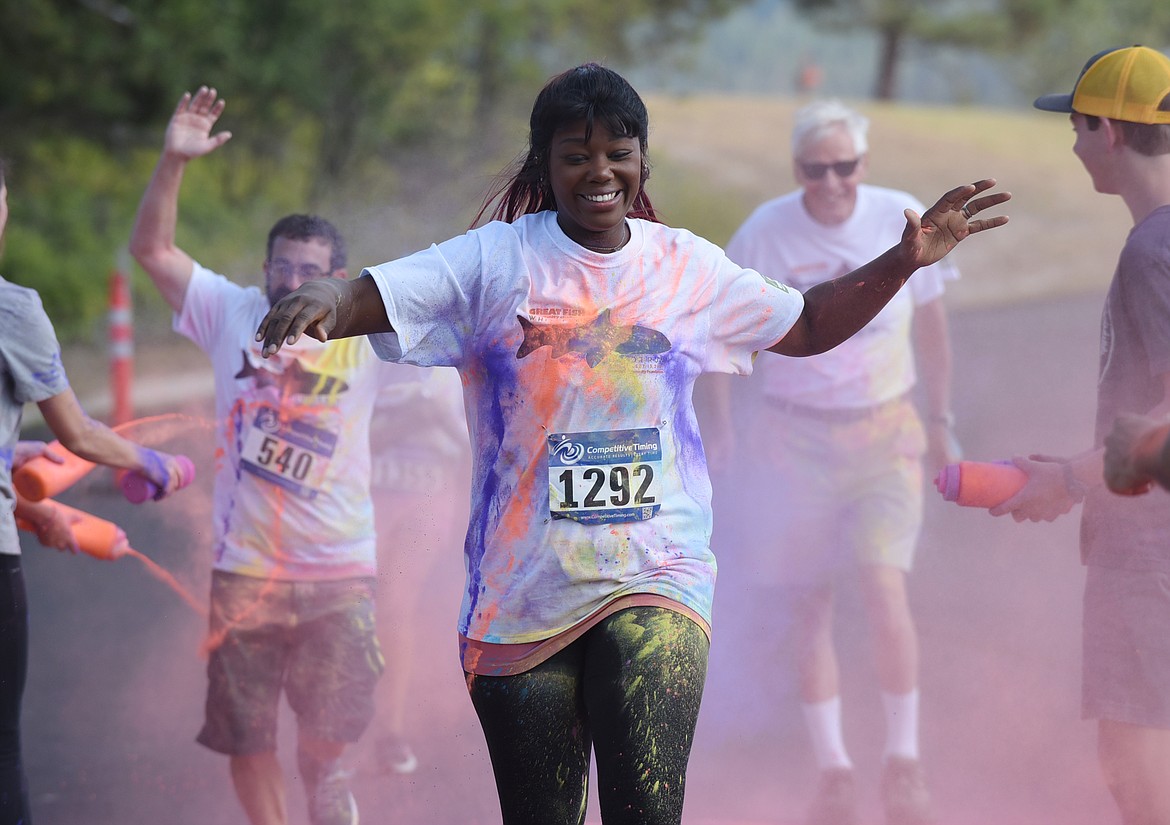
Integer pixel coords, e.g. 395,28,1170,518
992,372,1170,519
35,389,182,491
13,496,79,553
1103,372,1170,494
11,443,78,551
1068,371,1170,496
1116,419,1170,491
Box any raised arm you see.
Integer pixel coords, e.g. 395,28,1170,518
769,179,1009,357
129,87,233,313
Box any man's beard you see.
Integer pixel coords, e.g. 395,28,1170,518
266,284,292,305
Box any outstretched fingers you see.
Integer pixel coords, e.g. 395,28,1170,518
952,178,1011,233
168,86,232,157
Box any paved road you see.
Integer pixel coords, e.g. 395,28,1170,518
20,290,1117,824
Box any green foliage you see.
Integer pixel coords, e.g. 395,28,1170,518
1021,0,1170,94
0,0,751,185
3,138,147,336
0,0,750,339
2,134,303,339
787,0,1170,103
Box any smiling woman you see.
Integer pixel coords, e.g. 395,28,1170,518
253,62,1009,825
544,122,641,251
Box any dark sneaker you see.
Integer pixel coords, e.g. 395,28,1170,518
881,756,935,825
308,766,359,825
807,767,859,825
376,733,419,775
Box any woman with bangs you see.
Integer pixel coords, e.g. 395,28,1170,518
255,63,1009,825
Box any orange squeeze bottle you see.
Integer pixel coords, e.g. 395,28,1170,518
12,442,97,501
934,460,1029,509
16,501,130,560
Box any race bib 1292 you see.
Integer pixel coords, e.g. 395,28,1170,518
547,427,662,525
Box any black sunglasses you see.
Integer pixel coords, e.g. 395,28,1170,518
798,158,861,180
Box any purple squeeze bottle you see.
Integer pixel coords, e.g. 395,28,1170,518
121,455,196,503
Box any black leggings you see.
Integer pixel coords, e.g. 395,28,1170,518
0,555,29,825
466,606,709,825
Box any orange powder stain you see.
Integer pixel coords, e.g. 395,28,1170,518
123,548,207,618
113,412,213,443
198,573,284,660
467,249,714,636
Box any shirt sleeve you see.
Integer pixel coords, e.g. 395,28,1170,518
364,232,484,367
173,263,245,352
3,290,70,404
1123,243,1170,378
703,242,805,374
724,209,769,273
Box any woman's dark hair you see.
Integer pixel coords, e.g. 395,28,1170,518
473,63,657,227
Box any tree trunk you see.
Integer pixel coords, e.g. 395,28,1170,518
873,23,903,100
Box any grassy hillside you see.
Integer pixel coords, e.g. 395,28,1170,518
644,93,1131,309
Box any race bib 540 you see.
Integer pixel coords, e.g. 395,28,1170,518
240,405,337,499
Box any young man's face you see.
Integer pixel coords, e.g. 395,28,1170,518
0,182,8,241
263,236,340,305
1071,113,1117,195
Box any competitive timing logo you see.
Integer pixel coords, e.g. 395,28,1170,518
517,308,671,368
255,406,281,433
549,438,587,465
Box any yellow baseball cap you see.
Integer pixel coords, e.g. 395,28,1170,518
1034,45,1170,125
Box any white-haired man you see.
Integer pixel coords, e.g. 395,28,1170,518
722,99,960,825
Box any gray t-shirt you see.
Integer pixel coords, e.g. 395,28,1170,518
1,276,71,555
1082,205,1170,571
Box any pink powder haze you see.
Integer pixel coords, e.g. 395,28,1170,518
19,293,1114,823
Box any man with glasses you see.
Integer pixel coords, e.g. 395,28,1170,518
720,99,959,825
130,87,383,825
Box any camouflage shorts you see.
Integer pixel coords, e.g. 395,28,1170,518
197,571,383,755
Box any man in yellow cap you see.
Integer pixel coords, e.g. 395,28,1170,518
994,45,1170,825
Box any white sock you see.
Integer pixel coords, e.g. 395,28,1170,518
881,688,920,761
801,696,852,770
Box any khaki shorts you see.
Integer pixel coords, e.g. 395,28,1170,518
197,571,383,755
757,396,925,585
